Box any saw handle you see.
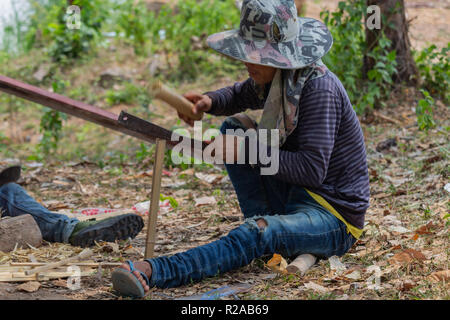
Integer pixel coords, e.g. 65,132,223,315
152,81,203,121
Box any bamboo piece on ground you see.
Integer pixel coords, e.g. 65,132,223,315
152,81,203,121
145,138,166,259
286,254,317,275
24,248,93,276
0,268,94,282
8,262,122,267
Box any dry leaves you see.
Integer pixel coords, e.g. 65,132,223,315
428,270,450,283
194,196,216,207
389,248,427,265
414,222,434,235
266,253,288,274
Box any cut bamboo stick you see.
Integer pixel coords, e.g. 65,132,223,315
152,81,203,121
0,268,94,282
24,248,93,275
7,262,122,268
286,254,317,275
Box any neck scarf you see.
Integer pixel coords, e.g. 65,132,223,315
256,59,328,146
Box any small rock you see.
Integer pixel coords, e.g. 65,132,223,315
17,281,41,293
303,281,328,293
444,183,450,193
328,256,346,272
98,68,130,88
33,64,51,82
194,196,216,207
376,138,397,152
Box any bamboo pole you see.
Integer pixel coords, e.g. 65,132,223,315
144,138,166,259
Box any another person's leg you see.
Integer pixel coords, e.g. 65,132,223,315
0,182,78,243
0,182,144,246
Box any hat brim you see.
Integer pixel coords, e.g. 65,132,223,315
207,17,333,69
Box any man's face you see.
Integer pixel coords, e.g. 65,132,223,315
244,62,277,85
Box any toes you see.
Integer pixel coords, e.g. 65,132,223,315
119,262,150,293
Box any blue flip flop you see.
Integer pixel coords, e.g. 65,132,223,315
111,260,150,298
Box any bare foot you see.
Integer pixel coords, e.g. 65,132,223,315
119,261,152,293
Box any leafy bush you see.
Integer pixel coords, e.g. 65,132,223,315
416,89,436,132
154,0,241,79
114,0,241,79
415,43,450,104
104,82,152,108
37,80,68,157
114,0,153,56
321,0,397,114
26,0,108,62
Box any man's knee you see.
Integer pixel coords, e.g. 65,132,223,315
256,218,268,229
244,216,270,233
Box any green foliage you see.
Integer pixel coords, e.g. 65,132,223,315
0,131,9,149
26,0,108,62
155,0,241,79
114,0,153,56
37,80,68,157
164,149,191,171
416,89,436,132
321,0,398,114
160,194,179,209
415,43,450,104
104,82,150,107
135,143,155,162
114,0,241,79
320,0,366,99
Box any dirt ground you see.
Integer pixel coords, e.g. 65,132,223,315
0,0,448,300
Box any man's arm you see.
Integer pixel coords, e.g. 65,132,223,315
204,78,265,116
247,89,342,188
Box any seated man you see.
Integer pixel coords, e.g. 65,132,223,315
0,164,143,247
111,0,369,298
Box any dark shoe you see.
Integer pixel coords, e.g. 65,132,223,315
69,213,144,247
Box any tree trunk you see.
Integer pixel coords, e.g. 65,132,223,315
364,0,419,85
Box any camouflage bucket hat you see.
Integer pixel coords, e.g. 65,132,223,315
207,0,333,69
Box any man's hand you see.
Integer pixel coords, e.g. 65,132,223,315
180,92,212,127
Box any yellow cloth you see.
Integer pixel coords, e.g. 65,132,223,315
305,189,363,239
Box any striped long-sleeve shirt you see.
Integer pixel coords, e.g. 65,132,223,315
205,70,370,231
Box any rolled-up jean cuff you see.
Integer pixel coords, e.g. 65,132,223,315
145,258,162,288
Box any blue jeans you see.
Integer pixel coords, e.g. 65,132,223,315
146,117,356,288
0,183,79,243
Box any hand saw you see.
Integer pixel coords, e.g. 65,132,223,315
0,75,206,153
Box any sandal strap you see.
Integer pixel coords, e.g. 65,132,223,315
125,260,150,286
125,260,136,272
